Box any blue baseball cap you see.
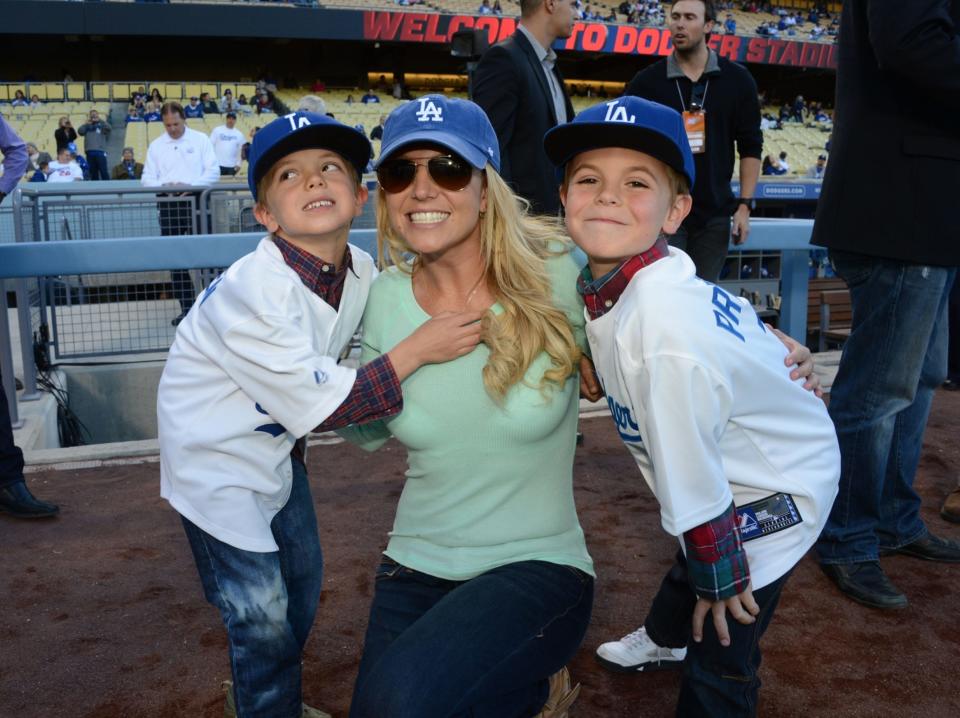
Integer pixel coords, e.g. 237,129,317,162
247,112,372,200
376,95,500,173
66,142,78,154
543,96,695,188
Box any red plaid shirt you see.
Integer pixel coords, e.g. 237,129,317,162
578,236,750,599
273,236,402,432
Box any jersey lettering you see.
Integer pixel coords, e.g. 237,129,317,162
606,394,643,444
199,274,224,306
415,98,443,123
254,402,287,438
712,286,745,342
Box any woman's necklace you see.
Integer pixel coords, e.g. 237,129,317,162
414,265,487,313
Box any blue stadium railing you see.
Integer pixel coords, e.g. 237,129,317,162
0,220,814,428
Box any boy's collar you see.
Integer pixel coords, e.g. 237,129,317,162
577,235,670,320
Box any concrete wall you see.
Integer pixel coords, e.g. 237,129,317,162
61,361,164,444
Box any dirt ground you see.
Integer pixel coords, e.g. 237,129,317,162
2,392,959,718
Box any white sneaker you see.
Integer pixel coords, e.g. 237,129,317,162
595,626,686,673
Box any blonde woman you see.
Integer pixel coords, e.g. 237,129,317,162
345,96,591,718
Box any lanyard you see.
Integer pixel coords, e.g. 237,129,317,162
676,78,710,112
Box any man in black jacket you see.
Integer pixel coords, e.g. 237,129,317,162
814,0,960,610
472,0,576,215
625,0,762,281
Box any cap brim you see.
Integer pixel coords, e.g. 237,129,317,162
544,122,692,186
252,124,370,193
376,130,492,171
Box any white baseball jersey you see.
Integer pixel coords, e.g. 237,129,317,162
209,125,245,168
158,237,375,552
586,249,840,589
141,126,220,187
46,160,83,182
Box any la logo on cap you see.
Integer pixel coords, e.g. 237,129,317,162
283,113,312,131
416,98,443,123
603,100,636,124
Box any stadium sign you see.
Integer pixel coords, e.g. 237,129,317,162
362,12,838,70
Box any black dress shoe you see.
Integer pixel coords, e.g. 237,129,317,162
882,534,960,563
820,561,907,609
0,481,59,518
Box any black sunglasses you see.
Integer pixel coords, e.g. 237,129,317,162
377,155,475,193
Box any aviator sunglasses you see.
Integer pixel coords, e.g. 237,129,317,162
377,154,475,193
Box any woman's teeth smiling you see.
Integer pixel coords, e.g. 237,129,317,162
409,211,450,224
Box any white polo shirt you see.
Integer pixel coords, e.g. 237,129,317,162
209,125,246,168
158,237,376,552
46,160,83,182
141,126,220,187
585,249,840,589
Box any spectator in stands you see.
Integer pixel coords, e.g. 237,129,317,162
141,101,219,326
624,0,762,282
111,147,143,180
237,93,250,108
55,115,77,153
77,109,111,181
241,126,260,163
296,95,327,115
200,92,220,115
210,112,245,176
150,88,164,104
25,143,40,172
46,146,84,183
0,122,60,519
125,106,144,124
219,88,239,114
184,97,204,119
29,94,42,107
370,114,386,141
778,150,790,172
805,153,827,179
792,93,806,122
67,142,90,180
494,0,503,15
29,153,51,182
761,153,786,175
479,0,493,14
133,95,146,117
11,90,28,107
472,0,576,215
724,12,736,33
813,0,960,610
361,88,381,104
255,90,275,115
130,86,147,105
143,105,162,123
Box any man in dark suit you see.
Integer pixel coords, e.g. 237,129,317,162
472,0,576,215
814,0,960,610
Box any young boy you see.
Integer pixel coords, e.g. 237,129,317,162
158,112,481,718
544,96,840,715
46,147,83,182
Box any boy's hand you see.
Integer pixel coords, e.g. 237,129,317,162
579,355,604,401
388,311,484,381
691,584,760,647
768,325,822,397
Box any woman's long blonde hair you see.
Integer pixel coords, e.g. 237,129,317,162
377,168,580,401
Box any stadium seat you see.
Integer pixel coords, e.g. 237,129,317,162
66,83,86,101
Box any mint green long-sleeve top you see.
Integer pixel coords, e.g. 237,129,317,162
345,248,595,581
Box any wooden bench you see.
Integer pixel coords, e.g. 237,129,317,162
818,289,852,351
806,277,851,350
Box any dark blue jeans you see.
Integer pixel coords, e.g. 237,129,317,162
667,215,732,283
350,558,594,718
644,551,789,717
180,457,323,718
86,150,109,181
816,251,956,564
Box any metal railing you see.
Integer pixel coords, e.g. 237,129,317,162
0,217,815,427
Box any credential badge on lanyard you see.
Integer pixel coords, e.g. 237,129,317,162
678,79,708,154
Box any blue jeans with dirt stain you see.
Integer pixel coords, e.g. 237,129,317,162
816,250,956,565
350,557,594,718
180,456,322,718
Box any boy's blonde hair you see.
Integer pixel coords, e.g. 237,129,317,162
377,168,581,401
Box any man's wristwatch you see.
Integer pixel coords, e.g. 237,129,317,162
737,198,753,209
